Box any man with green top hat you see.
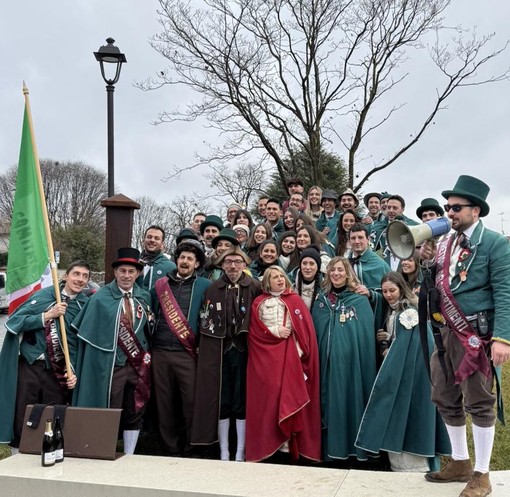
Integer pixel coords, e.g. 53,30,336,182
200,214,224,258
72,247,153,455
422,175,510,497
416,198,445,223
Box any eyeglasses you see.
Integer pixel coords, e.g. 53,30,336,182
223,259,245,266
444,204,474,213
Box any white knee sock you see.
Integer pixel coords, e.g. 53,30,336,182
235,419,246,462
445,424,470,460
472,424,495,473
123,429,140,455
218,418,230,461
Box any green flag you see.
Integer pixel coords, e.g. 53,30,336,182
6,103,50,312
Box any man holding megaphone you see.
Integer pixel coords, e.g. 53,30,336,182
420,175,510,497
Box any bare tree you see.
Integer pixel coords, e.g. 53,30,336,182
139,0,509,192
0,159,107,229
207,160,270,208
132,194,212,251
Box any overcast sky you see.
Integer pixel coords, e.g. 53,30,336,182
1,0,509,233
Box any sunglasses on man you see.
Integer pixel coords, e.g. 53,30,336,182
443,204,474,213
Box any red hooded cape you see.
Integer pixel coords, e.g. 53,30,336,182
246,289,321,462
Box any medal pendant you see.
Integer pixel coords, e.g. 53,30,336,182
340,313,346,323
460,270,467,282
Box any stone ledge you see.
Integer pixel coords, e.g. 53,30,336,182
0,454,509,497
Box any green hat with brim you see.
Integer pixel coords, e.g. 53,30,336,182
416,198,445,219
441,175,490,217
212,228,240,249
200,214,224,235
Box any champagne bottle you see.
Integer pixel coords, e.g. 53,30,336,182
41,418,56,467
53,416,64,463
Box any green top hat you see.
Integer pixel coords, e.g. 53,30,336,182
416,198,445,219
441,175,490,217
212,228,240,249
200,214,224,235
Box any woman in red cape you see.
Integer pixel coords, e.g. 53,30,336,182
246,265,321,462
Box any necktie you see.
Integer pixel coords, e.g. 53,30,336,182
123,292,133,328
455,232,465,247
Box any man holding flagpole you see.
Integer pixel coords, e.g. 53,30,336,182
0,261,91,449
0,84,82,451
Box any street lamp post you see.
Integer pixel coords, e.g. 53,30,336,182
94,37,127,197
94,38,137,284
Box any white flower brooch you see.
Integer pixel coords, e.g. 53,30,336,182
399,308,419,329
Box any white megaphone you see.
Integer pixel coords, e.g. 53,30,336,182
387,217,452,260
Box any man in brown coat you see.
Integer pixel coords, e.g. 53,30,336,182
191,246,261,461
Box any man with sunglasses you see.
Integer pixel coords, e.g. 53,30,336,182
422,175,510,497
191,246,261,462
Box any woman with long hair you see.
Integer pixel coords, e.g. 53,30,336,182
244,223,272,260
249,239,279,279
335,209,359,257
233,209,254,231
295,225,331,273
311,257,376,462
277,231,300,273
398,250,422,295
304,186,323,221
246,266,321,463
294,212,315,232
356,271,450,472
283,206,300,231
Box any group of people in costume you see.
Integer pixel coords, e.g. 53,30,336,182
0,174,508,497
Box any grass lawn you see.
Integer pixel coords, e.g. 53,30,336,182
1,365,509,469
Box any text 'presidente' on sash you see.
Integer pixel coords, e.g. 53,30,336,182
155,277,197,359
436,235,491,383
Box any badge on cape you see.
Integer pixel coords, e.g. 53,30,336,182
399,308,419,330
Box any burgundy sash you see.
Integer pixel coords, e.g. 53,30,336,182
44,320,68,389
117,313,151,412
436,234,491,383
155,277,198,359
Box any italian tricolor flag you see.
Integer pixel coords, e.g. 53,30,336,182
6,89,51,313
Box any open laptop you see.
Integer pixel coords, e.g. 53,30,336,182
20,405,122,460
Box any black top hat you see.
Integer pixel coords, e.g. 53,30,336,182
416,198,445,219
363,192,382,207
441,175,490,217
112,247,143,271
